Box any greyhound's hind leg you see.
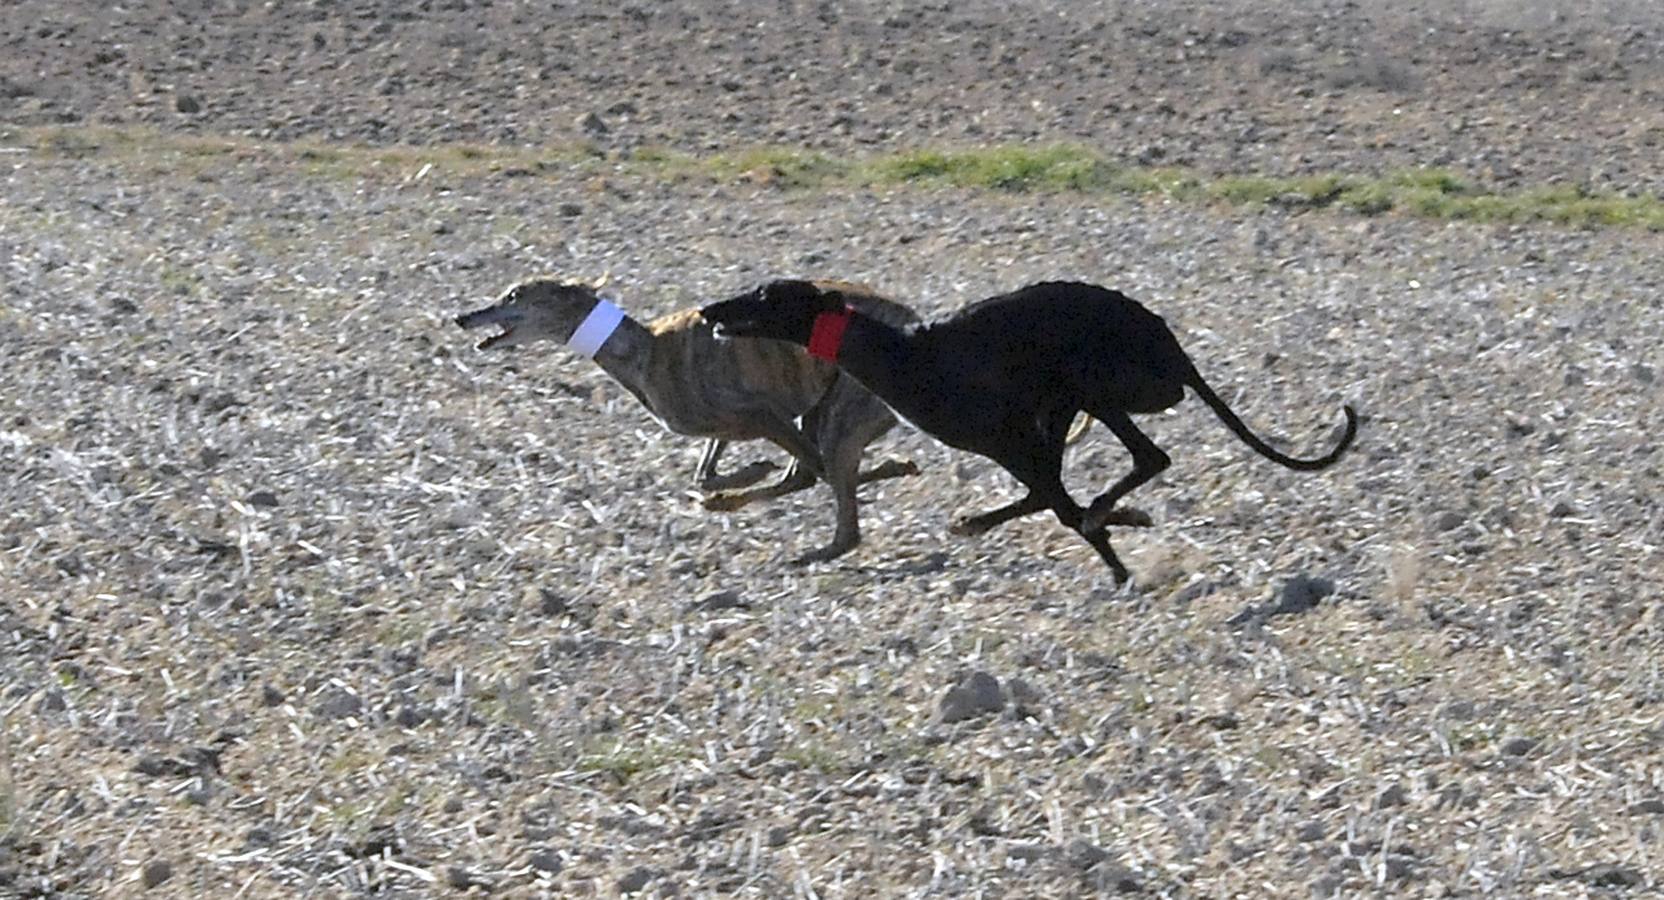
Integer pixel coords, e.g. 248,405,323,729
1081,412,1168,534
950,493,1048,536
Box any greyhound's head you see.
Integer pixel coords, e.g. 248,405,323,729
454,278,605,350
701,279,845,344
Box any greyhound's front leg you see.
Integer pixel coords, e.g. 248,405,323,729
702,415,824,512
694,439,781,492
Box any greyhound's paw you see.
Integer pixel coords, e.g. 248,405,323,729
698,460,779,492
701,492,749,512
1083,505,1154,533
1104,506,1154,528
864,458,920,479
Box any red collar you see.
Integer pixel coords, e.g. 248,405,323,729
807,306,853,362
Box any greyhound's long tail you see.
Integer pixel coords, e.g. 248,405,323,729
1187,371,1357,470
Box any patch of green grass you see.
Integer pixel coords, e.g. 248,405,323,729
779,742,849,774
0,712,18,842
14,124,1664,231
865,145,1111,191
576,738,691,783
704,147,848,188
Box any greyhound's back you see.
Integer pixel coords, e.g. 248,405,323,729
918,281,1195,407
814,280,921,329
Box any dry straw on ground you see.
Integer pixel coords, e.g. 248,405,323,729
3,0,1664,895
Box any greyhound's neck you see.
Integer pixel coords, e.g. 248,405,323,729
828,313,928,420
587,313,656,400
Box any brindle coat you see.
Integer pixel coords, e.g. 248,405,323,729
455,277,920,563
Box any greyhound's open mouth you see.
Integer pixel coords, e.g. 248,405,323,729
710,320,752,340
454,307,519,350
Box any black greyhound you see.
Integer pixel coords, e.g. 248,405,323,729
701,279,1357,583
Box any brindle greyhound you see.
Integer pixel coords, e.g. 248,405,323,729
455,277,926,563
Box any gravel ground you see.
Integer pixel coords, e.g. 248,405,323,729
4,1,1664,897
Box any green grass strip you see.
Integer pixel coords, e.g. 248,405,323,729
10,125,1663,231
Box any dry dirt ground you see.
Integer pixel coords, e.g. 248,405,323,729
3,1,1664,897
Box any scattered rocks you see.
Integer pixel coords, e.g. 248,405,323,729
1006,676,1044,716
1064,838,1109,871
1552,863,1645,888
1430,510,1465,533
528,849,562,874
690,589,748,613
447,866,490,890
1375,782,1409,810
1228,574,1336,626
537,588,569,617
1499,736,1539,757
938,671,1005,724
313,688,363,720
174,94,201,114
140,859,172,889
1274,574,1336,615
616,865,660,894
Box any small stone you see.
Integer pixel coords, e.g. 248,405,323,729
1007,842,1048,861
141,859,173,889
1093,862,1143,893
1064,838,1109,870
578,111,609,134
557,201,584,217
1431,510,1465,533
443,796,465,814
1628,798,1664,815
938,671,1004,724
1006,677,1043,715
36,688,67,714
1171,578,1217,604
1271,574,1336,616
246,490,279,508
1548,499,1576,518
692,590,748,613
537,588,568,617
395,705,424,728
1559,863,1644,888
133,755,194,778
529,849,562,873
617,866,659,894
1375,782,1408,809
447,866,487,890
1499,736,1538,757
1201,712,1240,730
765,825,790,847
1634,363,1656,384
1296,821,1326,842
260,683,285,707
174,94,200,114
313,688,362,720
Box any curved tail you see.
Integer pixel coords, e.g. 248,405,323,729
1187,372,1357,470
